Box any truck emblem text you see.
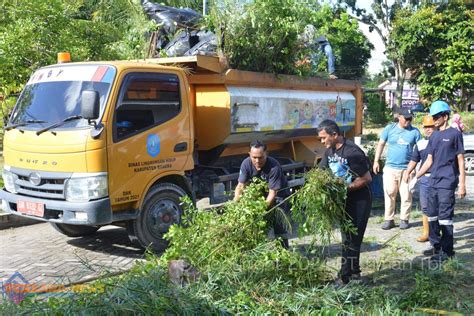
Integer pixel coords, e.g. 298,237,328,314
19,158,57,166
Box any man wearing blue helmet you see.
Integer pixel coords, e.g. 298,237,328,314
416,100,466,262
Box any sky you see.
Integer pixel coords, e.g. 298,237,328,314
359,21,387,75
355,1,389,75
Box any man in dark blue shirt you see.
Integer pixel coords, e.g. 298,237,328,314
234,140,291,248
417,101,466,262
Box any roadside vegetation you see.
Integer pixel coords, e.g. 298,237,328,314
346,0,473,112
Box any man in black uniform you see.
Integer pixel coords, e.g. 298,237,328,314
234,140,291,248
318,120,372,284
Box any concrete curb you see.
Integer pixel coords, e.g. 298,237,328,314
0,212,41,230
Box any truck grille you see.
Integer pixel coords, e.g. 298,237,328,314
11,169,70,200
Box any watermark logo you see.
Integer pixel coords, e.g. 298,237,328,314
1,271,29,304
1,271,105,304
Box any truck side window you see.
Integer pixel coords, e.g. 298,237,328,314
114,73,181,141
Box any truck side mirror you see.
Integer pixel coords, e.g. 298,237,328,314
81,90,100,120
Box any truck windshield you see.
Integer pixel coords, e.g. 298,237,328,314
9,65,115,129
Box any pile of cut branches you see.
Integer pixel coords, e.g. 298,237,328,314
163,168,349,270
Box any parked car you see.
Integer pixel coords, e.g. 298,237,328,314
464,133,474,176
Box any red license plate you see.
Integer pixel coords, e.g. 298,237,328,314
17,200,45,217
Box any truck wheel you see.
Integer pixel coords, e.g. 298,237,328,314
50,223,99,237
127,183,186,253
465,153,474,176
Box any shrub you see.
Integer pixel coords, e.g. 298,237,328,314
208,0,313,75
163,169,349,270
366,94,391,125
364,132,379,142
458,111,474,132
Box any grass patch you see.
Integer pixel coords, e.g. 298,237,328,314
410,209,423,220
3,251,472,314
363,235,379,243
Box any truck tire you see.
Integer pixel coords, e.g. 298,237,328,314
465,153,474,176
127,183,186,253
50,223,100,237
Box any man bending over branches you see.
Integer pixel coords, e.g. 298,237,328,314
234,140,291,248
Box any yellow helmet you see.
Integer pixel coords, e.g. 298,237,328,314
422,115,435,127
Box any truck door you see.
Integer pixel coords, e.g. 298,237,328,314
107,71,192,207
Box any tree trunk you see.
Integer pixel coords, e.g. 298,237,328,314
393,59,406,113
459,85,467,112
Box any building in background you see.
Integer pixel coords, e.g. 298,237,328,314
378,79,420,110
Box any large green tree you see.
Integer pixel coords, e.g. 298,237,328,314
390,1,473,111
316,5,373,79
340,1,442,109
208,0,314,75
341,0,472,110
0,0,151,94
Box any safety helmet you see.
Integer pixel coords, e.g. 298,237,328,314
422,115,435,127
429,100,450,116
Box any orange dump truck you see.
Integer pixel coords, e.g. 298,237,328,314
1,55,362,251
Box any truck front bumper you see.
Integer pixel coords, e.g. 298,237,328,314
0,189,112,225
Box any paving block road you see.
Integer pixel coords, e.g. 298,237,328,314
0,197,215,292
0,223,143,289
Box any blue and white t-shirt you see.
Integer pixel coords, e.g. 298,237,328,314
380,123,421,169
319,139,370,189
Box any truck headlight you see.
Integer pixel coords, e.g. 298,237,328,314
2,168,19,193
65,174,108,202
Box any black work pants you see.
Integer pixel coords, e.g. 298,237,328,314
340,188,372,281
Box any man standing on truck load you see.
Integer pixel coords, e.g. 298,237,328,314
402,115,437,244
234,140,291,248
416,101,466,262
298,24,337,79
373,108,421,230
318,119,372,284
